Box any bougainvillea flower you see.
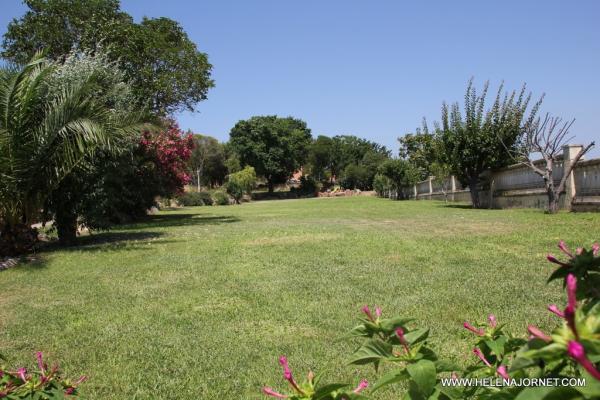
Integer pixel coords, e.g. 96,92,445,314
353,379,369,394
262,387,289,398
473,348,492,368
488,314,497,328
362,305,375,322
463,322,485,336
558,240,574,258
278,356,304,395
567,341,600,380
496,365,510,380
547,304,565,318
527,325,551,343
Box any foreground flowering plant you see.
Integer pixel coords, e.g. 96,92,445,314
0,352,86,398
262,241,600,399
262,356,368,400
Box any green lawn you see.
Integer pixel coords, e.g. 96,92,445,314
1,197,599,399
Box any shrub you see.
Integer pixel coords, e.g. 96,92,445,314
177,191,213,206
290,176,320,197
226,166,257,204
212,190,231,206
262,241,600,399
0,351,86,398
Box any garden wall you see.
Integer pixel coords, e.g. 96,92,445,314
405,144,600,211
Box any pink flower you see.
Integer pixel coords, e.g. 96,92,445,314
278,356,304,395
548,304,565,318
16,367,27,381
395,327,410,354
558,240,574,258
362,305,375,322
65,388,75,395
593,243,599,256
353,379,369,394
473,348,492,368
36,352,46,375
74,376,87,385
488,314,497,328
576,247,583,255
496,365,510,380
451,372,458,380
375,306,382,318
527,325,551,343
463,322,485,336
547,254,568,267
262,387,289,398
567,341,600,380
565,274,578,336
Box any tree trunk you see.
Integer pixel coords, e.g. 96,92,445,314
268,179,275,194
468,177,481,208
545,180,560,214
0,222,38,256
56,208,78,246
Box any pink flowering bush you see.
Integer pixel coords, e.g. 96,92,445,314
262,241,600,399
0,352,86,398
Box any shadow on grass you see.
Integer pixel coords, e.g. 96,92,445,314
118,213,241,230
37,231,168,254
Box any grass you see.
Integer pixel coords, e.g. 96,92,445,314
1,197,599,399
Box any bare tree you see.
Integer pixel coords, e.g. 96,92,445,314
512,114,594,213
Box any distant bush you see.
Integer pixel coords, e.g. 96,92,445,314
226,166,257,204
290,176,319,197
177,191,213,206
212,190,231,206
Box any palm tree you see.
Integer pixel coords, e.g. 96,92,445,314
0,54,145,255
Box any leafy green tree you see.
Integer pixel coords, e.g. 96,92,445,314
377,159,420,200
188,134,227,190
440,79,542,208
0,54,142,255
330,135,390,181
226,166,257,204
229,116,312,193
2,0,214,115
398,119,438,180
307,135,334,182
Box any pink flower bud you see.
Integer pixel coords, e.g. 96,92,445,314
463,322,485,336
567,341,600,380
65,388,75,395
567,274,577,309
473,348,492,368
547,304,565,318
576,247,583,255
547,254,568,267
74,376,87,385
488,314,497,328
16,367,27,381
262,387,289,398
36,352,46,375
278,357,304,395
451,372,458,380
362,305,375,322
375,307,382,318
527,325,551,343
593,243,599,256
353,379,369,394
395,327,410,354
558,240,574,258
496,365,510,380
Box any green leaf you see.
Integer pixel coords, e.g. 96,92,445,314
349,338,394,365
405,328,430,345
485,336,506,357
379,317,415,333
313,383,350,400
372,368,409,392
434,359,460,372
406,359,437,397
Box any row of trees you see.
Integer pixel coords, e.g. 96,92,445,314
0,0,215,255
396,79,595,212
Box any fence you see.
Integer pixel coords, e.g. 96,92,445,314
403,144,600,211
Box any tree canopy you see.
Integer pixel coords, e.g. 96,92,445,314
2,0,214,115
228,116,312,192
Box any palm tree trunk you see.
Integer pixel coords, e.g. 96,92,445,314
56,208,78,246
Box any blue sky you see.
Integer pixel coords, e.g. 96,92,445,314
2,0,599,156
